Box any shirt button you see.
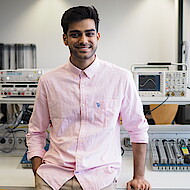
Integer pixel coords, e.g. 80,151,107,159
76,155,81,159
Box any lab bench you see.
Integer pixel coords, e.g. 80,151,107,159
0,150,190,190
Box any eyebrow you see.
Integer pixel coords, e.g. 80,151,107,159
69,29,96,33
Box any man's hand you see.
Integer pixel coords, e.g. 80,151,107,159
127,143,151,189
127,178,151,190
31,156,42,175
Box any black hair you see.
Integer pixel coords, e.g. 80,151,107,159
61,6,100,34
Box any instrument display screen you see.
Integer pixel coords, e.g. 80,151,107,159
138,75,160,91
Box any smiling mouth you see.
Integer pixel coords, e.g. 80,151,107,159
75,45,91,50
78,47,89,50
76,47,91,53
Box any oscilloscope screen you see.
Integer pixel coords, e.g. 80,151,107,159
139,75,160,91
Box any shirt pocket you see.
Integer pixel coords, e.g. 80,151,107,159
88,99,119,127
48,97,80,136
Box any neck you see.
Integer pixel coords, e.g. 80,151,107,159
70,55,96,70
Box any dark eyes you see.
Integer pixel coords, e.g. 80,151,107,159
69,33,80,38
86,32,95,37
69,32,95,38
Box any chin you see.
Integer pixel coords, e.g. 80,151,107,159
77,54,94,60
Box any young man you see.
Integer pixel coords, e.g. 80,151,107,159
26,6,151,190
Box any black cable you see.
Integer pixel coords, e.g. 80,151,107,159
11,129,27,133
0,104,29,153
0,128,27,153
0,122,9,129
145,94,170,115
11,104,29,130
0,132,16,153
121,147,124,156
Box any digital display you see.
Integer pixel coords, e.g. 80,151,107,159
139,75,160,91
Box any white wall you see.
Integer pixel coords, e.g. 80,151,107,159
0,0,178,71
184,0,190,43
183,0,190,86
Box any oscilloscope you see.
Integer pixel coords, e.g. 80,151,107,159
133,71,187,97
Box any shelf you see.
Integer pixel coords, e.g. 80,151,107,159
142,96,190,105
121,125,190,135
0,96,35,104
148,124,190,133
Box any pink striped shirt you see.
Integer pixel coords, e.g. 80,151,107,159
26,57,149,190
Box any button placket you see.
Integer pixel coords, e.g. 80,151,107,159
76,72,86,169
80,72,85,117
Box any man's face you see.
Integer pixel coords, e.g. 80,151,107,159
63,19,100,66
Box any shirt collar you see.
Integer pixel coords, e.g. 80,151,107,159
67,56,100,79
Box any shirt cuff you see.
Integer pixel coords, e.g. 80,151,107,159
130,132,149,143
27,149,46,161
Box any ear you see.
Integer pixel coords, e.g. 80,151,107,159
97,32,100,41
63,34,68,46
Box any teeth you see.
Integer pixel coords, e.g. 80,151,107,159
75,45,90,49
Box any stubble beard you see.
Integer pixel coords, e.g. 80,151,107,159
69,46,97,61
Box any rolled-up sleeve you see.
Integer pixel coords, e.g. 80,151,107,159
26,77,50,160
120,71,149,143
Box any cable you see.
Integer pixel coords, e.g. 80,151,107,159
0,131,16,153
121,147,124,156
145,94,170,115
12,104,29,130
0,128,27,153
11,129,27,133
0,123,9,129
0,104,29,153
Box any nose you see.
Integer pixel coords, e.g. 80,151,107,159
79,33,88,44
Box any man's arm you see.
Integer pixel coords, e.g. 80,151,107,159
26,78,49,168
31,156,43,175
127,143,151,190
